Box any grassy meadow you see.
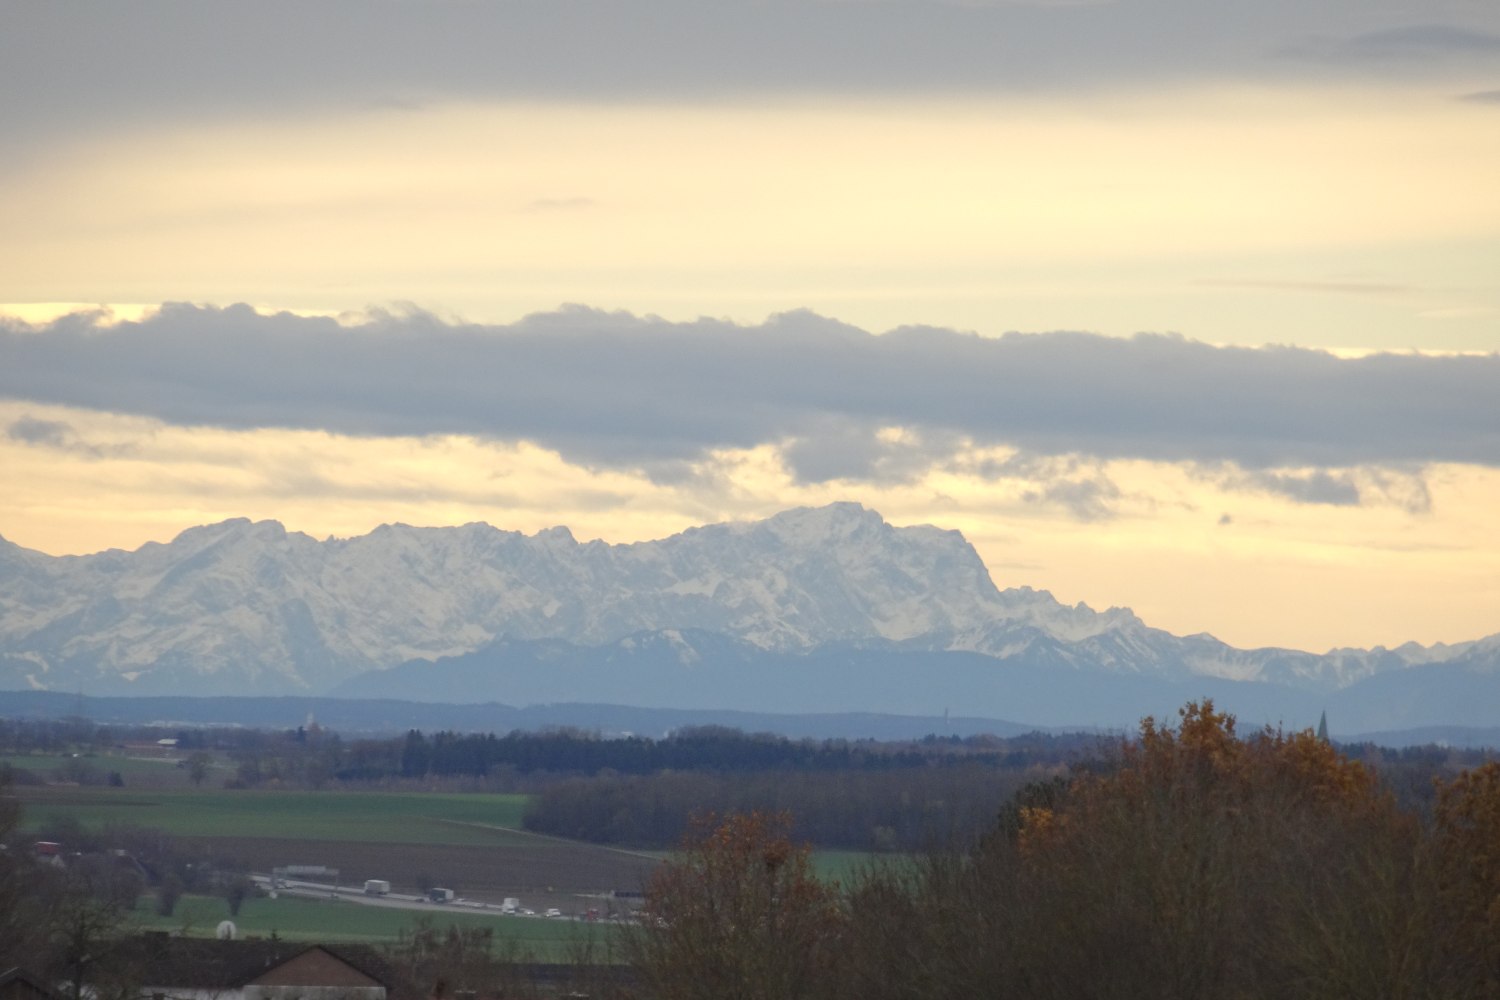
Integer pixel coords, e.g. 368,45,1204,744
2,751,199,781
18,784,531,845
7,749,526,843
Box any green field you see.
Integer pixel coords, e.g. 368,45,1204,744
124,893,624,959
17,779,871,879
3,752,193,778
11,763,879,951
18,785,531,845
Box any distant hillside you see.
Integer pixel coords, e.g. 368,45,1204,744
0,689,1040,741
1,690,1494,748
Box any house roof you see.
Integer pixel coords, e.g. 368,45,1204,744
0,967,65,1000
129,936,391,991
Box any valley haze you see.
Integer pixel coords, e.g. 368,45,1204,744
2,503,1495,737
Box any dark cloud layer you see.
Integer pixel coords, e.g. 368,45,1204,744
1284,23,1500,64
3,305,1496,487
4,1,1497,148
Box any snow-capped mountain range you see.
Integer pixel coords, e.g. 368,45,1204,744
1,503,1496,730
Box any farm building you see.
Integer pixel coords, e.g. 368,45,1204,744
129,936,389,1000
117,739,185,759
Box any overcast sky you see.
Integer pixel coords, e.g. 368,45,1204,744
2,0,1497,653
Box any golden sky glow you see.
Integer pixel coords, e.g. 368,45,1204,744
3,87,1497,347
3,0,1498,656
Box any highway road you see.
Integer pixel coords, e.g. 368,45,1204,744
248,874,619,921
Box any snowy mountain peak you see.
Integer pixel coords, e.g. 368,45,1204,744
1,504,1489,701
765,500,882,531
0,534,44,574
0,504,1025,693
534,525,577,546
165,517,294,552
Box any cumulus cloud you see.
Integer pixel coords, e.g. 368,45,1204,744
5,414,130,459
950,452,1127,518
2,304,1496,497
1237,469,1363,506
1023,475,1122,522
1360,467,1434,515
1206,465,1435,512
782,420,966,485
7,416,73,448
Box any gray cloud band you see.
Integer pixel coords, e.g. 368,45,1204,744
2,304,1496,482
4,1,1498,148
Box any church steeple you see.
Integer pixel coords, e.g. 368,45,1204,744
1316,711,1329,743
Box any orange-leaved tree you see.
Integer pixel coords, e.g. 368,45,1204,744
1428,761,1500,995
626,810,845,1000
1000,701,1421,1000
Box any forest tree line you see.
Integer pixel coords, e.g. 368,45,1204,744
628,703,1500,1000
520,764,1039,850
1,713,1485,854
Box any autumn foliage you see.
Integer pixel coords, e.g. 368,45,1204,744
632,702,1500,1000
627,810,844,1000
1430,761,1500,994
989,702,1421,998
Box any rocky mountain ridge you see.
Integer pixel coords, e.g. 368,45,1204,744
0,504,1492,708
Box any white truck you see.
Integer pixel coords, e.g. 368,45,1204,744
363,880,391,896
428,887,456,903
